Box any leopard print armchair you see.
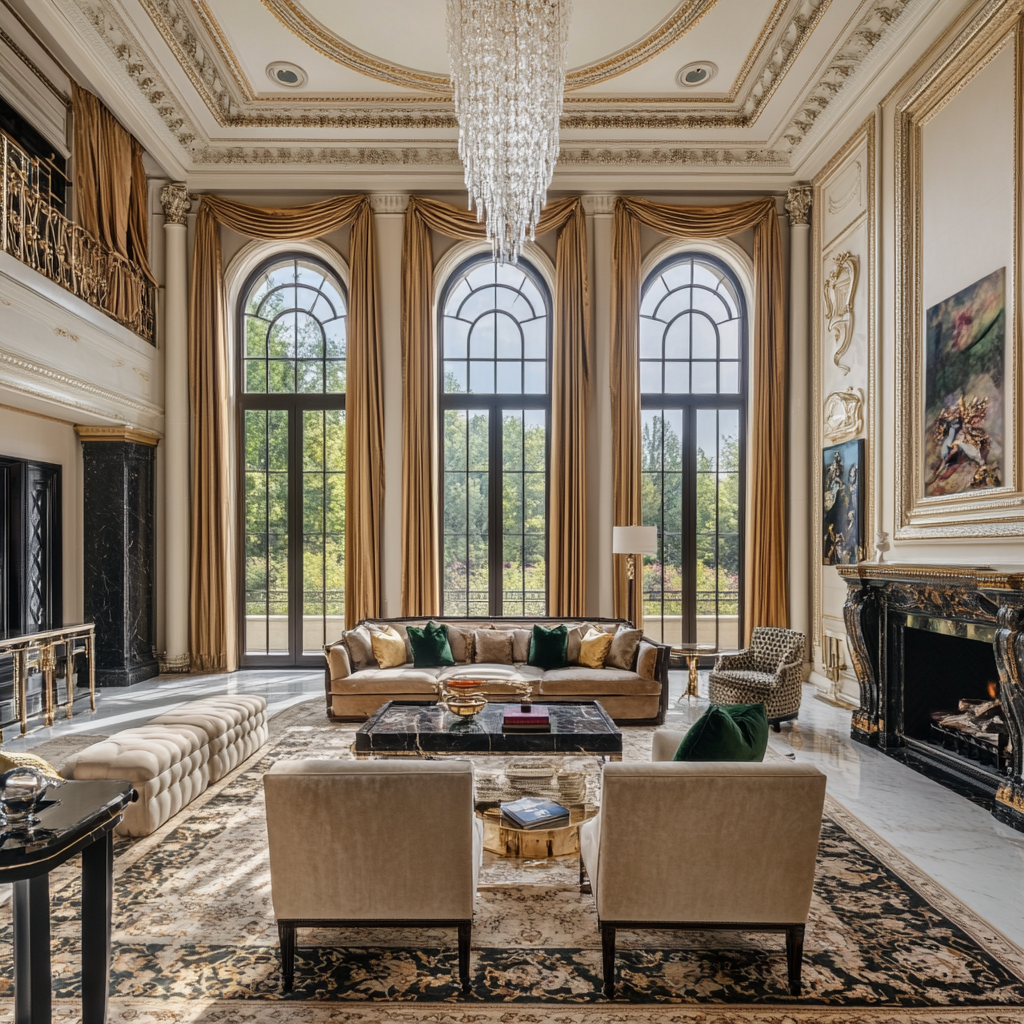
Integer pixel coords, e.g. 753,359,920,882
708,627,806,730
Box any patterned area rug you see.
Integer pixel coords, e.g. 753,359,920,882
1,697,1022,1022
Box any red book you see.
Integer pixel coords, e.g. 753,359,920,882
503,704,550,727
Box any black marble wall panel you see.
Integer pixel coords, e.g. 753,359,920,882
82,440,158,686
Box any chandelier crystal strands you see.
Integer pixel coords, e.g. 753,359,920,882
446,0,572,263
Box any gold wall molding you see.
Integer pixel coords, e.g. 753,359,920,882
74,424,162,445
823,251,859,375
823,387,865,443
811,112,877,659
893,1,1024,539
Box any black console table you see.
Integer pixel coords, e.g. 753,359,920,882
836,563,1024,834
1,779,134,1023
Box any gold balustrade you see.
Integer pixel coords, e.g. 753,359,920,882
0,623,96,742
1,135,156,344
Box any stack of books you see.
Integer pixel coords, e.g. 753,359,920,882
502,704,551,732
499,796,570,830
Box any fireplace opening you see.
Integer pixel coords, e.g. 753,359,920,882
902,626,1006,777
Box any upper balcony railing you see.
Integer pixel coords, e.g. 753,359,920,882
1,134,156,344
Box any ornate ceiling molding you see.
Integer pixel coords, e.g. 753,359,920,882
54,0,918,170
259,0,716,94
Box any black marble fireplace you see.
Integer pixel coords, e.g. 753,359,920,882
837,563,1024,833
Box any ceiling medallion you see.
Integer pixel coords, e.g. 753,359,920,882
266,62,308,88
447,0,571,263
676,61,717,88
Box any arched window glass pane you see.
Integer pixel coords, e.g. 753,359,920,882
440,256,551,617
243,257,347,395
639,253,746,654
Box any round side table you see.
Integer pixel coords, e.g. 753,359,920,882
672,643,718,699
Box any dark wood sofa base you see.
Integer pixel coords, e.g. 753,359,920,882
277,918,473,993
597,919,805,998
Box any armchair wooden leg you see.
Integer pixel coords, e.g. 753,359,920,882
458,922,472,993
579,857,591,894
601,922,616,997
278,922,295,992
771,719,782,733
786,924,805,996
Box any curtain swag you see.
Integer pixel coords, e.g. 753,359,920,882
611,195,788,638
188,194,383,671
401,195,590,618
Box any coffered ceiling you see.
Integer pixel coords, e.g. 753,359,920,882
12,0,937,187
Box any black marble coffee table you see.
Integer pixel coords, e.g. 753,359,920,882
354,700,623,758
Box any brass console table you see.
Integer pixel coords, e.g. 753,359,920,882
0,623,96,739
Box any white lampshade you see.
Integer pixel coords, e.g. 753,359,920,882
612,525,658,555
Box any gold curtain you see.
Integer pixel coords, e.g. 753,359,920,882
71,83,155,327
188,194,383,671
401,196,590,617
611,196,788,637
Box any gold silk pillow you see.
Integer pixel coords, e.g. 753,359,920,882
473,629,514,665
578,627,614,669
369,625,407,669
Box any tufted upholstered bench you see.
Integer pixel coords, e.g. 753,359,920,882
66,694,268,836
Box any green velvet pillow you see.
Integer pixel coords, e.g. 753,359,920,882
407,622,455,668
672,702,769,762
528,623,569,670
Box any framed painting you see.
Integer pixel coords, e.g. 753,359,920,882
822,439,863,566
924,268,1005,497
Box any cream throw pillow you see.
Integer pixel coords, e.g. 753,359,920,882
578,627,614,669
369,625,407,669
606,624,643,670
474,629,514,665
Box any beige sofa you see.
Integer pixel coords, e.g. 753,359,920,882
323,617,670,725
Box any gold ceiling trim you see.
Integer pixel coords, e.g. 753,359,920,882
259,0,716,94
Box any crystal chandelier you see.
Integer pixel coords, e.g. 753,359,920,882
446,0,572,263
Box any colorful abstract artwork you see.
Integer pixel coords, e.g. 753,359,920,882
924,268,1005,496
822,439,863,566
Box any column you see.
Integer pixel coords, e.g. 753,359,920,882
159,183,191,672
582,194,616,618
76,426,160,686
785,186,812,671
371,193,408,619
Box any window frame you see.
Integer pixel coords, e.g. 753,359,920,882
639,250,748,652
234,252,347,668
436,252,553,618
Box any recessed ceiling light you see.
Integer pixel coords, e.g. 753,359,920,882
267,62,307,89
676,61,718,88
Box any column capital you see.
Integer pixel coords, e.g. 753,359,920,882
370,193,410,215
785,185,813,226
581,194,617,216
160,182,192,225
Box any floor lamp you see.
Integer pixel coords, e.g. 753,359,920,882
612,526,658,628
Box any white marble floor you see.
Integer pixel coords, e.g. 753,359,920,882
3,668,1023,950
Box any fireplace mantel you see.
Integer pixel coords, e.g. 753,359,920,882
836,563,1024,833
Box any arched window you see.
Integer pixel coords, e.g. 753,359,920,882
640,253,746,651
238,254,347,666
439,255,551,617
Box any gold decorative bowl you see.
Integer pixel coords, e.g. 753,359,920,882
440,693,488,717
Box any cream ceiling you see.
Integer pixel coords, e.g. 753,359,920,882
17,0,933,186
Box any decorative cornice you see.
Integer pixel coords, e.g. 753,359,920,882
581,194,617,215
782,0,913,149
75,424,162,445
0,348,163,420
785,185,813,224
159,181,191,224
369,193,409,215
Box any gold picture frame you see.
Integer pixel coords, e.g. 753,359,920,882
893,2,1024,538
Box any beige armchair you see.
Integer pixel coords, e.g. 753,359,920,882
578,728,826,997
263,758,483,992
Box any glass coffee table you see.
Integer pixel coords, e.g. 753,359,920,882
354,700,622,759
